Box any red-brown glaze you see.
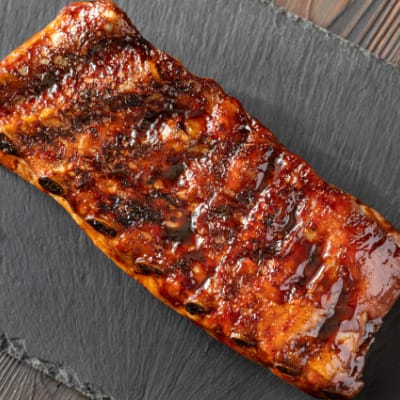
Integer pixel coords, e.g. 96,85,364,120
0,1,399,398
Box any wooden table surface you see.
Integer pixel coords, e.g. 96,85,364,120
0,352,87,400
1,1,399,399
275,0,400,65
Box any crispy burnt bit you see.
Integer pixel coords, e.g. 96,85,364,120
134,259,164,276
0,133,18,156
229,332,257,348
114,199,163,229
38,176,65,196
86,219,117,238
185,302,209,315
273,363,302,377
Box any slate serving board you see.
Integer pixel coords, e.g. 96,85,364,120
0,0,399,399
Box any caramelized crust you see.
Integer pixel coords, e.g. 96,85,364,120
0,1,399,398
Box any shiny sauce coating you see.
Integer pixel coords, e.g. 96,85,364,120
0,1,399,398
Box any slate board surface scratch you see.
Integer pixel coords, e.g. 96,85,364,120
0,0,399,400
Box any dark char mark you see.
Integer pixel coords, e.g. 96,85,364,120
135,260,164,276
229,333,257,348
184,302,209,315
274,363,301,377
87,219,117,238
0,133,18,156
38,177,65,196
114,200,163,228
103,93,144,112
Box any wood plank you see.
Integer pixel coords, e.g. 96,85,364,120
0,352,88,400
274,0,400,65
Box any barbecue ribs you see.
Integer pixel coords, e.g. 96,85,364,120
0,1,399,398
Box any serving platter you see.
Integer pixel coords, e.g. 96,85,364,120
0,0,399,399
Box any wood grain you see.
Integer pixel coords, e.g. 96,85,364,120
0,352,88,400
274,0,400,65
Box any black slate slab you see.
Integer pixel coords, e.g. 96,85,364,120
0,0,399,399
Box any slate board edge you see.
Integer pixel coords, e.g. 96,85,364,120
261,0,400,72
0,333,114,400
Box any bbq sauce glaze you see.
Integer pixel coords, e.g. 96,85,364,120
0,1,399,398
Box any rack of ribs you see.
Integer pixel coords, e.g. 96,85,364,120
0,1,399,398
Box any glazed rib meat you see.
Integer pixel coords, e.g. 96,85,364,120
0,1,399,398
